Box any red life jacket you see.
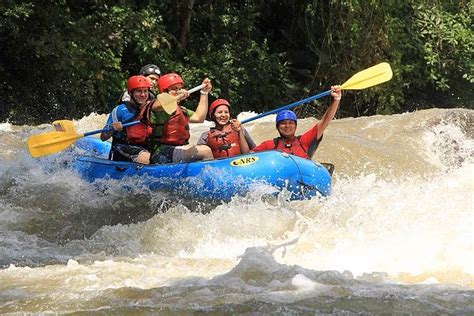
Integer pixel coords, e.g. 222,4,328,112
207,124,241,158
160,105,190,146
273,136,309,159
125,101,153,145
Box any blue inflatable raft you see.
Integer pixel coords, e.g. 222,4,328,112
71,137,331,202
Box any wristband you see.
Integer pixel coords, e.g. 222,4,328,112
200,90,209,95
333,96,341,100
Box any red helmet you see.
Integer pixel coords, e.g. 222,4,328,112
209,99,230,116
158,73,184,92
127,75,150,93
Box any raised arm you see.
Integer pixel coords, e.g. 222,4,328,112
316,85,341,140
189,78,212,123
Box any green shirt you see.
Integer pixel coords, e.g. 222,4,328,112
149,107,195,152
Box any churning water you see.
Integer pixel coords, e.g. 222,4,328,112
0,108,473,314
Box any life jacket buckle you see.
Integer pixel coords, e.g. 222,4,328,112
219,144,232,150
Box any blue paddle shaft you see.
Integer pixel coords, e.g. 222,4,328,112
83,120,141,137
83,89,329,135
241,90,331,124
82,85,204,137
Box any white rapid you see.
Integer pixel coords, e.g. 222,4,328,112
0,108,472,314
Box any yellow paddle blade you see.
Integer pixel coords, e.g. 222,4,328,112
27,131,82,157
341,62,393,90
153,93,179,114
152,84,205,114
52,120,76,133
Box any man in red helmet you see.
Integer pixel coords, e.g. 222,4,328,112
149,73,214,164
252,86,342,159
117,64,162,104
100,75,154,164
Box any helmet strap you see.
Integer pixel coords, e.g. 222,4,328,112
130,93,140,108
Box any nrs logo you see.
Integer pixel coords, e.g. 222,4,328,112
230,156,259,167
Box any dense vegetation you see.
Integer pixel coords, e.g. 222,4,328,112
1,0,472,124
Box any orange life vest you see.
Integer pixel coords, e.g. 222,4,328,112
207,124,241,158
125,101,153,145
160,105,190,146
273,136,309,159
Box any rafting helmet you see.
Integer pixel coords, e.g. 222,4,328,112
209,99,230,116
127,75,150,93
158,73,184,92
276,110,297,125
139,64,161,77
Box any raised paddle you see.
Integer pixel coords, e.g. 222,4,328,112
241,62,393,124
153,83,206,114
27,120,141,158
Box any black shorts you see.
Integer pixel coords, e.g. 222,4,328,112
151,145,175,164
111,144,149,163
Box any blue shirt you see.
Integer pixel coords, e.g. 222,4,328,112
104,103,136,139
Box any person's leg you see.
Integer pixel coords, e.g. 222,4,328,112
111,145,129,162
135,151,150,164
150,145,175,164
112,144,150,164
173,145,213,162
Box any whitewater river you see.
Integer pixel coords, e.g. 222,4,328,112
0,108,473,314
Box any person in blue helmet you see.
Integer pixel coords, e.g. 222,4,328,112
252,85,342,159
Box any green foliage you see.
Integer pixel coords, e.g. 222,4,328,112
0,0,472,124
415,3,473,89
383,1,473,111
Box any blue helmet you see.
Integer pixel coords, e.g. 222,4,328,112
276,110,297,124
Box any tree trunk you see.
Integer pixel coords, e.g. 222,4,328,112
179,0,196,49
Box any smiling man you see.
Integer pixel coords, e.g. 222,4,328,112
100,75,154,164
252,85,342,159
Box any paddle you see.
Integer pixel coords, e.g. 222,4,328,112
28,82,207,157
52,119,75,133
153,83,206,114
241,62,393,124
27,120,140,158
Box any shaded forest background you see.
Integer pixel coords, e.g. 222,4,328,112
0,0,472,125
